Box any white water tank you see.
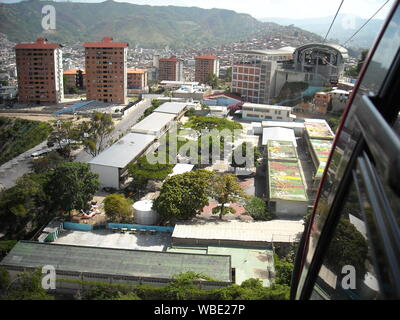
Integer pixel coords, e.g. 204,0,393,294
133,200,159,225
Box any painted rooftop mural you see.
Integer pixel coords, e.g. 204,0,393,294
310,139,333,178
268,160,308,202
304,120,335,140
268,140,298,162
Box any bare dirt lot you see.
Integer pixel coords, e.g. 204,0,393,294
0,113,90,123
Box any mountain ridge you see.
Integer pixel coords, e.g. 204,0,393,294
1,0,323,49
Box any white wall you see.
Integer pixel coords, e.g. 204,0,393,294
90,163,120,189
274,200,308,218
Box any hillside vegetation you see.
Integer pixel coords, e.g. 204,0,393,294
0,117,53,165
0,0,264,48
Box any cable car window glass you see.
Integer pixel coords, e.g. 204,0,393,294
310,179,382,300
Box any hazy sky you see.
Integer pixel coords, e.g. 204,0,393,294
0,0,395,20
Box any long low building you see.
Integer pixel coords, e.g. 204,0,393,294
172,220,304,247
0,241,232,291
153,101,191,119
131,112,176,137
89,132,156,189
303,119,335,189
267,140,309,218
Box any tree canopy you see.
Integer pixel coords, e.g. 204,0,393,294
44,162,99,214
244,196,274,221
78,112,114,157
103,193,134,223
153,170,214,223
210,174,246,219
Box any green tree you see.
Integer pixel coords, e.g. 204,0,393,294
231,142,261,168
127,156,173,189
78,112,114,157
0,174,49,238
244,197,274,221
274,254,294,286
30,151,66,174
224,67,232,82
328,117,340,132
165,271,213,300
153,170,214,223
210,174,246,219
325,218,368,277
205,73,220,89
4,269,54,300
0,266,10,293
45,162,99,215
48,119,80,158
103,193,134,223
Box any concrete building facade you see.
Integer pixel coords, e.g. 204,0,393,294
195,54,219,84
63,68,86,90
15,38,63,104
231,48,294,104
127,68,148,94
158,57,184,82
242,103,295,122
84,37,128,104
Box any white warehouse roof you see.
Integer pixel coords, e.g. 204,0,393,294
153,102,190,115
172,220,304,243
131,112,176,135
262,127,297,146
89,132,156,169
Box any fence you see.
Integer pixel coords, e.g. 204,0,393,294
107,223,174,233
63,222,93,231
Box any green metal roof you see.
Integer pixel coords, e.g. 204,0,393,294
0,241,231,282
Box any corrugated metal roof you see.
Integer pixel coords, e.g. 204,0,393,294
89,132,156,168
0,241,231,282
131,112,176,134
172,220,304,243
262,127,297,146
153,102,189,115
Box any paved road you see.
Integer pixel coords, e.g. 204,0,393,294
0,140,49,189
0,95,161,188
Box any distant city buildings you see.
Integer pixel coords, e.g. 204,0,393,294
194,54,219,84
158,57,184,81
84,37,128,104
15,38,64,104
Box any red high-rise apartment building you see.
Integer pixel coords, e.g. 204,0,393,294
84,37,128,104
15,38,63,105
158,57,184,81
195,55,219,84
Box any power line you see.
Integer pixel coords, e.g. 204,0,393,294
324,0,345,43
343,0,391,46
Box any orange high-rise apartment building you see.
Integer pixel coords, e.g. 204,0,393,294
15,38,64,105
84,37,128,104
195,54,219,84
127,68,148,94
